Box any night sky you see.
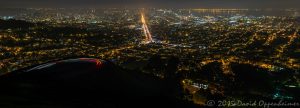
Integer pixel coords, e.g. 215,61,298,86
0,0,299,8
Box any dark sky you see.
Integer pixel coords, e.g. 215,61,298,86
0,0,299,8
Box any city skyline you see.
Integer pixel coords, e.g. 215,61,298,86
1,0,300,9
0,2,299,107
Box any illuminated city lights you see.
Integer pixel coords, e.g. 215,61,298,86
141,12,153,43
0,8,299,106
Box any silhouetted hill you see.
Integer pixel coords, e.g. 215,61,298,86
0,58,196,108
0,19,34,29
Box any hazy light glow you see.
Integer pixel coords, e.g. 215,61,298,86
141,12,153,43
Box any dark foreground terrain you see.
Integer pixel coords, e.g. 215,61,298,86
0,58,197,108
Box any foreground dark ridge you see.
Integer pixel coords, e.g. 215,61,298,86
0,58,197,108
